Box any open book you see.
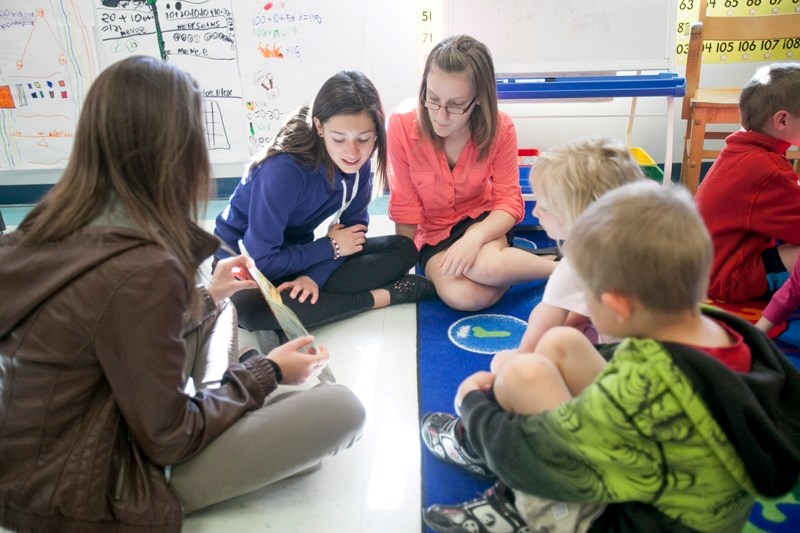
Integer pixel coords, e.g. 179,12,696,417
238,241,336,384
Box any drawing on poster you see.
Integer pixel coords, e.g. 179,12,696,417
95,0,249,164
0,2,96,170
15,8,68,70
234,1,366,154
1,1,368,171
254,70,279,99
0,86,15,109
203,99,231,150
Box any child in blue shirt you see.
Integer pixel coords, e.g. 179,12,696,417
215,71,435,336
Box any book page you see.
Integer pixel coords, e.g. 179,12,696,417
238,241,335,383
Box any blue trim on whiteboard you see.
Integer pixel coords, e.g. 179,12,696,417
496,73,686,100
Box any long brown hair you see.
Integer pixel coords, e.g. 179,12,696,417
417,35,498,161
250,70,387,190
20,55,211,284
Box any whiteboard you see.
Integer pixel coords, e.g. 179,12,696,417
0,0,370,172
446,0,677,75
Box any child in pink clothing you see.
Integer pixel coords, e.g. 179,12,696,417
756,258,800,333
387,35,557,312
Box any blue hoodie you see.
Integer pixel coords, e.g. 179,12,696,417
214,152,372,287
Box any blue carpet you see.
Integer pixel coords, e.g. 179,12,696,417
416,232,800,532
417,278,547,529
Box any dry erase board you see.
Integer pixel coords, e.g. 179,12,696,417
0,0,372,172
446,0,677,74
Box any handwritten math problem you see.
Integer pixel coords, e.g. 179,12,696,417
0,1,366,170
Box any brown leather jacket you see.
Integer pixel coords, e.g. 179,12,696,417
0,225,278,532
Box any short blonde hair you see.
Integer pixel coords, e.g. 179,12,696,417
530,137,644,233
564,182,712,313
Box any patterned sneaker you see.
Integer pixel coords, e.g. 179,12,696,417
423,481,532,533
383,274,436,305
421,412,496,481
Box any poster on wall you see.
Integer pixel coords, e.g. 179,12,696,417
94,0,250,165
0,0,370,173
232,1,367,155
0,1,98,170
675,0,800,64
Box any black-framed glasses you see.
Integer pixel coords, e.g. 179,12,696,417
422,96,476,115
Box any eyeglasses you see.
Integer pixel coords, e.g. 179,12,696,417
422,96,476,115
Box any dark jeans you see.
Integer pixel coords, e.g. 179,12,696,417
231,234,419,332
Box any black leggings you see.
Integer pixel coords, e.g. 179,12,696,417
231,235,419,332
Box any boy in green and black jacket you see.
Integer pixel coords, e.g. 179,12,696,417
421,182,800,533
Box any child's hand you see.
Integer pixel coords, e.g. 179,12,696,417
277,275,319,304
265,336,330,385
327,223,367,257
455,371,495,415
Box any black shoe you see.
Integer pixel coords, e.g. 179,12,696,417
421,412,496,481
423,481,531,533
516,244,563,261
382,274,436,305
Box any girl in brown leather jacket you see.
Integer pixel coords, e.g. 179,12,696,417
0,56,365,532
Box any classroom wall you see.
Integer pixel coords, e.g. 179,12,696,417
0,1,420,190
0,1,776,200
509,62,770,166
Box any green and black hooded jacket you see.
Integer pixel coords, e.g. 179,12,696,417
461,307,800,532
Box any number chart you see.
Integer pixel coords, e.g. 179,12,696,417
675,0,800,64
416,0,443,73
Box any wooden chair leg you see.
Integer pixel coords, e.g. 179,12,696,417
686,115,707,194
680,118,693,188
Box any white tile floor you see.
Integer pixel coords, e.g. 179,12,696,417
185,214,423,532
1,209,424,533
184,303,422,532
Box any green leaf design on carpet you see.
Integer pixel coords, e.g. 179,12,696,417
744,482,800,532
471,326,512,338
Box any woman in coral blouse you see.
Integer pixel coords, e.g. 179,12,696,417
387,34,557,311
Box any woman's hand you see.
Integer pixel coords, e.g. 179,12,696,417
265,336,330,385
207,255,258,304
438,231,482,277
277,275,319,304
454,371,495,415
327,223,367,257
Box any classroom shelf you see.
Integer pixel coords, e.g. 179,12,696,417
496,73,686,101
497,72,686,186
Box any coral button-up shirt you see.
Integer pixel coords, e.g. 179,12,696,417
386,108,524,249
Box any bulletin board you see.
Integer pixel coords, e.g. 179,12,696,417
444,0,677,75
0,0,368,171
